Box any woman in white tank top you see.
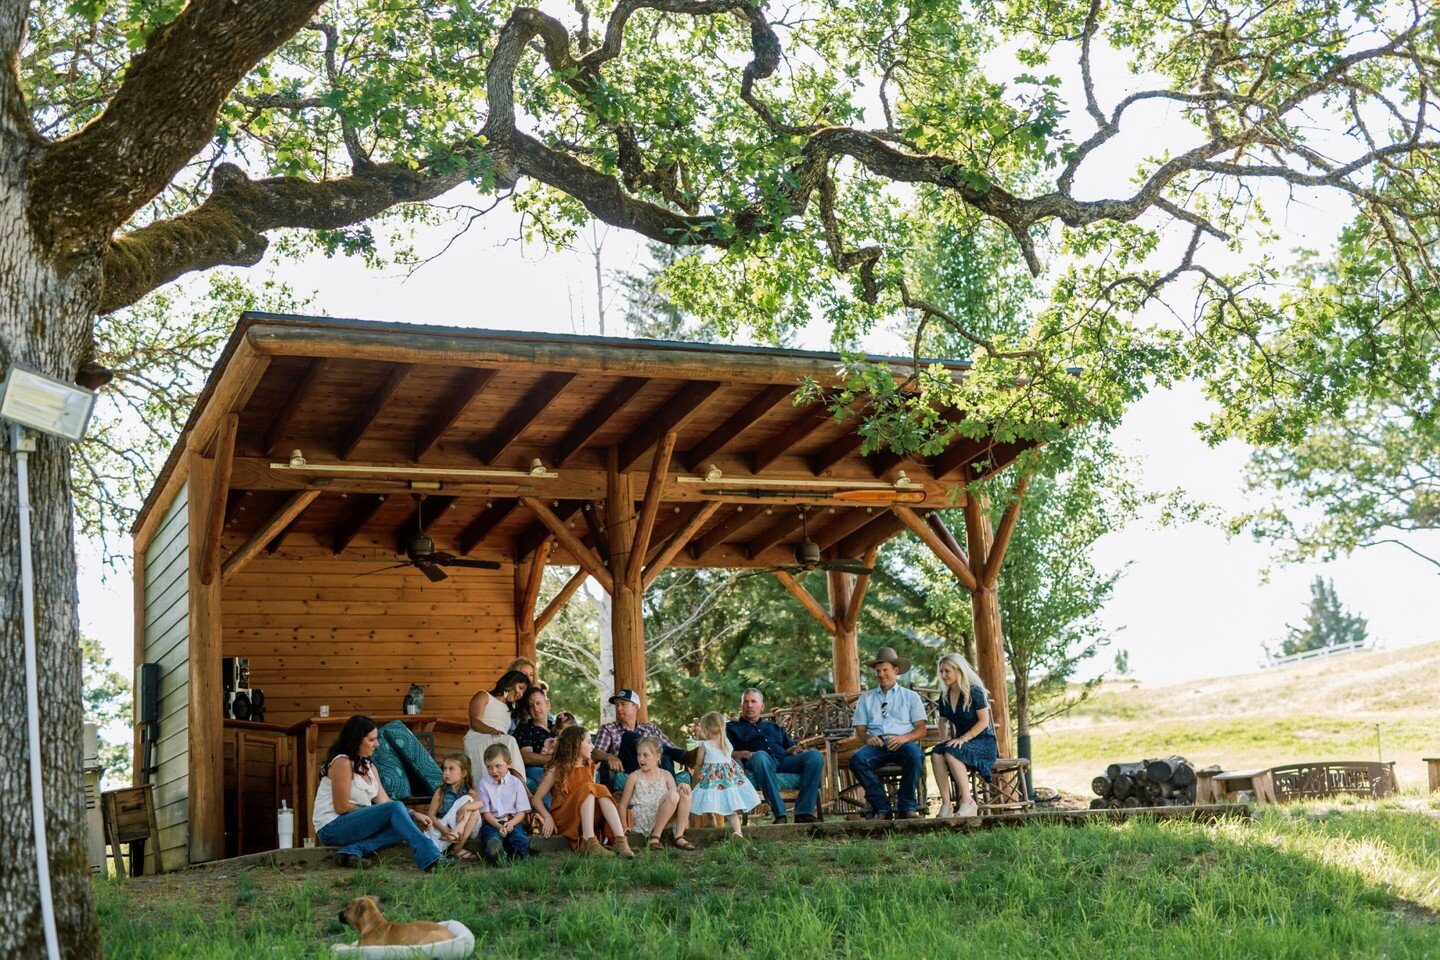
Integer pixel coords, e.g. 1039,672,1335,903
312,716,443,870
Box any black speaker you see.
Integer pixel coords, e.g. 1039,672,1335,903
250,689,266,723
222,657,250,692
224,689,254,721
137,663,160,726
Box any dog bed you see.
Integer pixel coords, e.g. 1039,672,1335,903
331,919,474,958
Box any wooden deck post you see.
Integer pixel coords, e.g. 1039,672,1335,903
606,449,646,716
186,449,225,863
826,571,861,694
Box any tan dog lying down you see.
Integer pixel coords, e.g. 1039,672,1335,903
339,896,454,947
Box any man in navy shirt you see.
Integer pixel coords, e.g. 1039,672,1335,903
726,688,825,824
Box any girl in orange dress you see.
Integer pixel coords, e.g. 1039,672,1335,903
532,725,634,858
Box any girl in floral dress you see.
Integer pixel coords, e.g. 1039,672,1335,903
688,711,760,839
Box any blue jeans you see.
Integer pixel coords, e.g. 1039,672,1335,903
744,750,824,817
317,800,440,869
849,742,924,814
479,821,530,863
525,766,551,808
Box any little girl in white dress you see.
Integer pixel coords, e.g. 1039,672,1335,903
618,737,694,849
688,711,760,839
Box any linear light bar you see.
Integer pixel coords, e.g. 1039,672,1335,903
271,452,559,480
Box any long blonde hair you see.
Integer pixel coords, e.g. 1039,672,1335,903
937,652,988,711
697,711,730,757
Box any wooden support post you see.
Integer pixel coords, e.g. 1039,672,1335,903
186,449,224,862
643,500,722,587
963,485,1011,756
199,413,238,585
894,506,977,591
520,497,613,593
825,570,860,694
605,448,646,715
982,473,1031,586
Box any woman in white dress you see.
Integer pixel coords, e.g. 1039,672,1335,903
464,670,530,784
312,715,441,869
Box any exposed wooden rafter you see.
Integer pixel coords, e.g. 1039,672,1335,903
457,498,519,557
750,402,832,473
808,423,867,475
894,505,976,591
643,500,722,587
339,362,414,459
843,547,880,630
834,511,905,559
331,493,388,555
743,508,806,558
413,367,498,461
689,504,763,560
477,371,576,465
616,380,723,472
981,473,1031,586
536,568,588,633
549,377,649,467
199,413,239,584
628,431,677,588
265,496,318,555
681,384,793,470
813,508,885,551
514,499,585,561
264,357,330,457
775,570,837,634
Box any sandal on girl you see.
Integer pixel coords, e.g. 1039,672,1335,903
669,835,695,850
452,848,477,861
647,835,664,851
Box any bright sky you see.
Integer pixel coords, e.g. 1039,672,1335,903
75,25,1440,689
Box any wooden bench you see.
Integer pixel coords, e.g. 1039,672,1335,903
1268,761,1398,801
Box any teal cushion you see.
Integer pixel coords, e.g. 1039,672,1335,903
379,721,444,797
370,737,411,800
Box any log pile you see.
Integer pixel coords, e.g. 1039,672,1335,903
1089,756,1198,809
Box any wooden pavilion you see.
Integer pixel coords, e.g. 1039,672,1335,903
130,312,1038,867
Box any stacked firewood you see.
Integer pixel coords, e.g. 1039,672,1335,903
1089,756,1201,808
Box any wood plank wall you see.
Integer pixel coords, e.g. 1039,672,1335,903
221,548,518,729
142,482,192,872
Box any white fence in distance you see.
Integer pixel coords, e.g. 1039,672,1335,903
1264,638,1381,669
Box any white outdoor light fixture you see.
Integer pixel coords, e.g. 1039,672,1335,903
0,363,98,442
1,363,95,960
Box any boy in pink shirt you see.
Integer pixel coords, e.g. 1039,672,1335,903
477,744,531,864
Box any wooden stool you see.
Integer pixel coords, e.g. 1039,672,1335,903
102,785,164,878
1424,758,1440,794
957,758,1033,815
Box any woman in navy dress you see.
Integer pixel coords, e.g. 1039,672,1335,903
930,652,998,818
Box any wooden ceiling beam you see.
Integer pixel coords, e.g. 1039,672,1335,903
643,500,723,587
981,473,1031,586
550,377,648,467
265,494,320,555
689,504,764,560
457,498,519,556
743,508,807,558
932,434,990,478
200,413,239,583
681,384,793,471
514,499,586,560
628,432,677,588
834,511,906,559
477,371,577,465
894,505,977,591
331,493,389,555
338,363,414,460
616,380,723,472
264,357,330,457
750,402,832,473
808,423,867,475
775,570,837,635
536,568,588,633
812,508,886,550
842,547,881,631
413,367,498,461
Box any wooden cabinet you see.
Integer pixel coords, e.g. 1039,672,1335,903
223,721,298,858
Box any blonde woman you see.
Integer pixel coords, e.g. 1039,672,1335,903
930,652,998,818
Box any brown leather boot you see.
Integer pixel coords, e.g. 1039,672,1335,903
611,835,636,859
578,837,613,857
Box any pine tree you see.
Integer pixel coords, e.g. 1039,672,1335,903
1268,576,1370,660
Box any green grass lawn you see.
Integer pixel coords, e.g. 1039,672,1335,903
99,802,1440,959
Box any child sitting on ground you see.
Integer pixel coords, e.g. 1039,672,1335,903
618,737,694,850
426,752,480,860
688,711,760,840
476,744,531,865
531,725,634,858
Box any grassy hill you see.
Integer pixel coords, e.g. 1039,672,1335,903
1030,639,1440,796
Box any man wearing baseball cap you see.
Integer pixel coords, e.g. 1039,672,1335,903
592,690,701,792
847,647,928,820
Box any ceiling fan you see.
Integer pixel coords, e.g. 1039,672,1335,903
355,494,501,582
764,507,873,576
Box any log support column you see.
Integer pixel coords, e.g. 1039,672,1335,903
185,448,225,863
605,448,645,714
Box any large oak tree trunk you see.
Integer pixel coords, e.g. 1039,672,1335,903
1,137,106,958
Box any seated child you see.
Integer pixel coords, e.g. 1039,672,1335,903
531,726,633,858
425,752,480,860
476,743,531,865
618,737,694,850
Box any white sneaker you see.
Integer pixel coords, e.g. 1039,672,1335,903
936,803,954,819
957,801,978,818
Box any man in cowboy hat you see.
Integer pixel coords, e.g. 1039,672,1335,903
847,647,928,820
